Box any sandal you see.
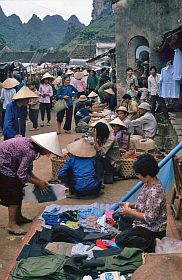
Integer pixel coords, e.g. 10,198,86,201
8,229,27,236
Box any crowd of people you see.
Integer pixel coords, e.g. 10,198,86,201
0,64,167,257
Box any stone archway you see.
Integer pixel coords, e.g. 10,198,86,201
136,45,150,61
128,36,150,68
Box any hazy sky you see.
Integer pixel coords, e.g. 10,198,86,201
0,0,93,25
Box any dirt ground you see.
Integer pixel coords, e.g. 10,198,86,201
0,112,138,278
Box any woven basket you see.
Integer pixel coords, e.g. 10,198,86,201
51,154,69,180
120,158,137,179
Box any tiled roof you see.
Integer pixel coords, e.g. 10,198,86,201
40,52,65,63
0,51,37,63
69,44,96,59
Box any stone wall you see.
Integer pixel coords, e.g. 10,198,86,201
112,0,182,101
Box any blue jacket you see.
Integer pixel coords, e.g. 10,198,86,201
56,85,78,106
3,102,27,139
59,156,100,191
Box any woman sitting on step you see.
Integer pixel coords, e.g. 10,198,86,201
115,154,167,252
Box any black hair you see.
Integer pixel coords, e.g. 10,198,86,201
123,94,132,100
126,67,133,72
94,122,110,145
85,100,92,107
133,154,159,178
31,142,46,155
130,83,136,88
101,67,107,73
64,76,70,82
150,66,157,73
28,80,36,86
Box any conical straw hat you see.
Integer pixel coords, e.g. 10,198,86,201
31,132,62,157
116,106,128,113
88,91,98,98
131,254,182,280
67,138,96,158
104,88,115,95
110,117,127,128
41,72,54,80
12,86,39,100
89,118,113,131
2,78,20,89
66,70,74,75
78,95,87,102
74,71,84,80
83,70,89,76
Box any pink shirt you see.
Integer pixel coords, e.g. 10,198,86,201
75,78,87,93
39,84,53,103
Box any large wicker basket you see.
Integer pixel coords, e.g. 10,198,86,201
51,154,69,180
120,158,137,179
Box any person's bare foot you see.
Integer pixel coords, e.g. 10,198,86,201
7,224,26,235
156,238,161,246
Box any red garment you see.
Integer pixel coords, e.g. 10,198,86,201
96,239,110,250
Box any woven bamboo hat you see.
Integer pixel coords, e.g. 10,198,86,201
89,118,113,131
67,138,96,158
78,95,87,102
131,254,182,280
31,132,62,157
138,102,151,111
88,91,98,98
116,106,128,113
12,86,39,100
83,70,89,76
2,78,20,89
66,70,74,75
110,117,127,128
74,71,84,80
41,72,54,81
104,88,115,95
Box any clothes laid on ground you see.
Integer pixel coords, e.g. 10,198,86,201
78,208,105,219
9,255,82,280
10,203,145,279
45,242,74,257
98,247,142,274
16,244,48,261
33,184,57,203
159,65,180,98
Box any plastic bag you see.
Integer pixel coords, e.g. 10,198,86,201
155,237,182,253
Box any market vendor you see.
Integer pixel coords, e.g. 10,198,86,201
116,106,134,134
59,138,102,198
93,121,121,184
0,77,19,129
3,86,38,140
0,132,62,235
115,154,167,252
120,94,138,120
110,117,130,151
75,100,105,126
131,102,157,138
